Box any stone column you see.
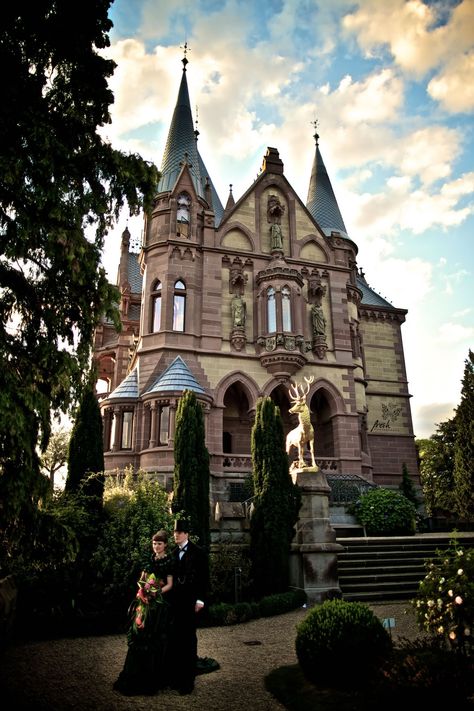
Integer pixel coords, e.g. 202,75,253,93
289,467,344,604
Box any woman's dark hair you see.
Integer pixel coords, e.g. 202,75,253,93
152,529,168,544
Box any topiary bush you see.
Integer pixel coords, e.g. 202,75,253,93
349,487,417,535
295,599,392,688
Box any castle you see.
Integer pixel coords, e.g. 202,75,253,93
93,52,419,506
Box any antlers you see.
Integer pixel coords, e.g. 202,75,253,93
288,375,314,403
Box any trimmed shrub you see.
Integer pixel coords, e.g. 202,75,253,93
349,487,416,535
295,599,392,688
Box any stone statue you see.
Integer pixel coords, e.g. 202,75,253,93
286,376,317,470
267,194,285,251
231,295,246,328
311,303,326,337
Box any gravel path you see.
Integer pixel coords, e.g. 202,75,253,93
0,602,421,711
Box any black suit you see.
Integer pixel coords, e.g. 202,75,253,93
168,540,209,693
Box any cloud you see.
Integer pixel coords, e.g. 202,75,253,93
428,50,474,112
413,401,457,439
437,322,474,343
343,0,474,112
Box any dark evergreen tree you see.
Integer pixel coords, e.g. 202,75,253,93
0,2,158,544
417,417,457,517
66,376,105,506
398,462,419,509
250,397,301,598
453,350,474,520
172,390,210,549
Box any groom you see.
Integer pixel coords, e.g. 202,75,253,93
168,519,209,695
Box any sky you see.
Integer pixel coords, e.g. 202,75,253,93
98,0,474,440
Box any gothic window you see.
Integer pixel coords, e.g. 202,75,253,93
267,286,276,333
121,411,133,449
173,280,186,331
282,286,292,331
151,280,162,332
158,405,170,445
177,192,191,236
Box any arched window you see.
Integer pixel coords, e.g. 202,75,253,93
151,280,162,332
173,280,186,331
121,411,133,449
282,286,292,331
267,286,276,333
177,192,191,236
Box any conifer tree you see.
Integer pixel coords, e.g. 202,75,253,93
398,462,419,509
66,377,104,506
172,390,210,549
453,350,474,520
250,397,301,598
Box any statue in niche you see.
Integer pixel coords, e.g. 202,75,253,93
311,302,326,337
267,194,285,251
231,294,246,328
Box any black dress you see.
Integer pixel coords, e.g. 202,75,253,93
113,554,173,696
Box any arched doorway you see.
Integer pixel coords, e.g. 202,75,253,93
310,389,335,457
222,382,252,454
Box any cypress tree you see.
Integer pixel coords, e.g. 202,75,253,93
172,390,210,549
398,462,419,509
250,397,301,598
66,377,104,506
453,350,474,520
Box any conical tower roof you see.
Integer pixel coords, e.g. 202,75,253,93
306,131,348,238
157,54,204,198
145,356,206,395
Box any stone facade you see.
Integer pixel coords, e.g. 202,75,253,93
93,61,420,509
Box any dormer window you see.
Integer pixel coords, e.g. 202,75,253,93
177,192,191,236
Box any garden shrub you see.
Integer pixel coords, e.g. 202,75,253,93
295,599,392,688
259,589,306,617
349,487,416,535
412,538,474,655
209,542,252,603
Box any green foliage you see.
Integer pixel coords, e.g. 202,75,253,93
417,420,457,517
205,589,305,627
398,463,420,509
172,390,210,549
295,599,392,688
349,487,416,535
0,1,158,534
453,350,474,520
39,427,70,488
384,637,474,705
92,469,174,607
412,538,474,655
66,376,104,504
250,397,301,598
209,543,252,604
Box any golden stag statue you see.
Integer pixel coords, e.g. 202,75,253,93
286,376,317,470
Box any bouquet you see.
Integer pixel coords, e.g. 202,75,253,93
129,571,163,635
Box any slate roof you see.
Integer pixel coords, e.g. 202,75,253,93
306,134,349,239
145,355,206,395
156,59,224,225
128,254,142,293
356,275,394,309
107,367,138,399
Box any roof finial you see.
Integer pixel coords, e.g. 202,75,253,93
180,41,190,71
312,118,319,145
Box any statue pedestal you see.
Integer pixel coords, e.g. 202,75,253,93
289,467,343,605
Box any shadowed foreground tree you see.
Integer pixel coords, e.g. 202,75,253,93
417,417,457,517
250,397,301,598
453,350,474,520
66,375,104,507
0,1,159,552
172,390,210,550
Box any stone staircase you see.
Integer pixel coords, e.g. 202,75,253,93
337,532,474,602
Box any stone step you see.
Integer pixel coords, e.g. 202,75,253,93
338,563,425,576
339,571,425,586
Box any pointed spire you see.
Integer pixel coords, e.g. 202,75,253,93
224,184,235,213
306,124,348,238
157,47,204,198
